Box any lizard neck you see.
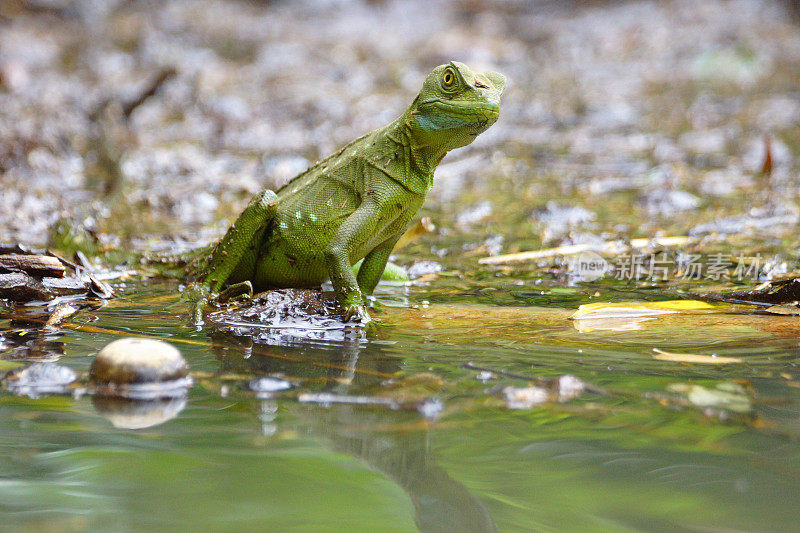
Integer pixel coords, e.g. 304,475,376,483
402,116,450,173
385,116,448,192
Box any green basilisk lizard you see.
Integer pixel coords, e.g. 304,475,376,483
190,62,505,322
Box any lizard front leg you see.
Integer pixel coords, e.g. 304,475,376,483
324,199,389,322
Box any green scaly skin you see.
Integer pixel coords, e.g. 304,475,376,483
191,62,505,322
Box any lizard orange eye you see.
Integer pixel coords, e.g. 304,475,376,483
443,71,455,87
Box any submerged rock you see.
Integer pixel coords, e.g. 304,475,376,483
207,289,366,345
668,382,751,414
248,376,293,395
4,362,77,397
558,374,586,401
90,338,190,398
500,374,587,409
502,386,549,409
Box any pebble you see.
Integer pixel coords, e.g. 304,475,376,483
90,337,188,386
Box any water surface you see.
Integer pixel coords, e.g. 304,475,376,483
3,276,800,532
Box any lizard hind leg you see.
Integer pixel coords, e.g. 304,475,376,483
203,189,278,293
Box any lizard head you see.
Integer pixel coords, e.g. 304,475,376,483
408,61,506,152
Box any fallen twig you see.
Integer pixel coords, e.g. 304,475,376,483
479,236,695,265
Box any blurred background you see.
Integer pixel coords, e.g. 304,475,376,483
0,0,798,258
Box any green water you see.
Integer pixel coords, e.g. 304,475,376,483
3,278,800,532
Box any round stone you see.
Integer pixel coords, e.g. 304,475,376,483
90,338,188,385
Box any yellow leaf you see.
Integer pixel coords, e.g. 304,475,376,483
652,348,742,364
570,300,717,320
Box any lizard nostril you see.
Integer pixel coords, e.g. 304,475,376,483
474,80,489,88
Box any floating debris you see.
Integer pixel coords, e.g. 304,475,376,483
500,373,588,409
652,348,743,364
298,392,397,408
701,278,800,308
572,316,656,333
764,305,800,316
44,302,80,328
298,376,443,414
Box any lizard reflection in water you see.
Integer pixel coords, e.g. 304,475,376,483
210,328,498,533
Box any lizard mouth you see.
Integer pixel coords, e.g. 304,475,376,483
414,99,500,133
418,99,500,118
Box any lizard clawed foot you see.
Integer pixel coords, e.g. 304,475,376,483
341,290,372,324
184,281,253,327
343,303,371,324
217,281,253,304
